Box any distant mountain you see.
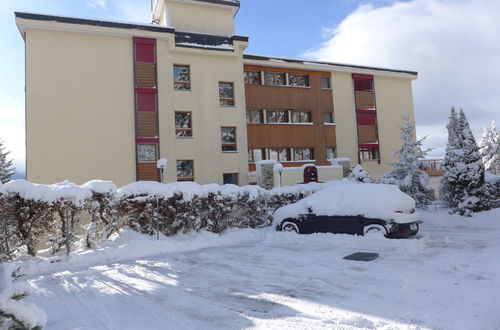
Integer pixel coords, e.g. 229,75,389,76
12,171,26,180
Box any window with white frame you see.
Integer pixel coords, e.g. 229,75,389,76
324,111,334,124
288,74,309,87
173,65,191,90
321,76,331,89
221,127,237,151
177,160,194,181
359,147,379,160
266,110,289,123
294,148,314,161
291,111,312,123
175,112,192,137
137,144,157,163
326,148,335,160
264,72,286,86
219,82,235,106
244,71,261,85
246,110,264,124
248,148,265,163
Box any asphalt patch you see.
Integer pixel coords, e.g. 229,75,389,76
343,252,379,262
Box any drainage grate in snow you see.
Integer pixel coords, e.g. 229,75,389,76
343,252,379,262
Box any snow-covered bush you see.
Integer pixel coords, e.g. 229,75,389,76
440,109,490,216
380,114,434,208
83,181,120,248
0,283,46,329
347,165,373,183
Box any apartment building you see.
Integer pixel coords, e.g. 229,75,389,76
15,0,418,187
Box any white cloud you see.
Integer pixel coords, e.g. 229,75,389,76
305,0,500,157
88,0,108,10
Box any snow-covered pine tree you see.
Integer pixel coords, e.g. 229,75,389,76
441,109,490,216
380,114,434,208
479,121,500,175
440,108,460,207
0,140,14,183
347,164,373,183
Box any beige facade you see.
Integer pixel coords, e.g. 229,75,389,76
17,0,418,187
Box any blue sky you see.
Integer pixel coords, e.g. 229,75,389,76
1,0,499,174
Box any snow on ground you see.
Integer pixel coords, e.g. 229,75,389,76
6,208,500,329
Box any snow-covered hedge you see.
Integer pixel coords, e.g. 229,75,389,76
0,180,322,260
117,182,317,236
486,173,500,208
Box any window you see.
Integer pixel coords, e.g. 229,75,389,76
137,144,157,162
321,77,331,89
175,112,192,137
294,148,314,161
221,127,237,151
177,160,194,181
266,110,289,123
324,112,334,124
264,72,286,86
219,82,235,106
244,71,261,85
248,148,265,163
288,74,309,87
326,148,335,160
359,147,379,160
223,173,239,185
290,111,312,123
246,110,264,124
173,65,191,90
269,148,291,162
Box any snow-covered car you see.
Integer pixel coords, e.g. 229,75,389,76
273,183,421,238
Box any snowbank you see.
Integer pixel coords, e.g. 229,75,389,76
83,180,117,194
0,283,46,328
273,182,418,224
3,180,92,207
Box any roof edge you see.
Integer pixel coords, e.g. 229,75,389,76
243,54,418,77
15,12,175,34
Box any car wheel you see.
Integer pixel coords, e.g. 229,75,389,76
363,225,387,237
281,221,299,234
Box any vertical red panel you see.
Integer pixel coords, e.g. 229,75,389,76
135,43,155,63
356,111,377,125
354,79,373,91
136,90,157,111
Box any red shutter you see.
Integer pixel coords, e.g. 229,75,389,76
136,89,157,112
359,144,379,148
134,38,156,63
354,79,373,91
136,138,159,143
356,110,377,125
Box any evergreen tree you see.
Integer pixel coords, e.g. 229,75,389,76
440,108,459,206
478,121,500,175
0,140,14,183
380,114,434,208
441,108,490,216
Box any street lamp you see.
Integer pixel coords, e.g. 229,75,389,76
273,162,284,188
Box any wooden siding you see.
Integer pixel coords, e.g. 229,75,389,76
136,111,158,137
134,38,159,182
135,63,156,88
358,125,378,144
244,65,335,166
355,91,375,109
137,163,159,181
